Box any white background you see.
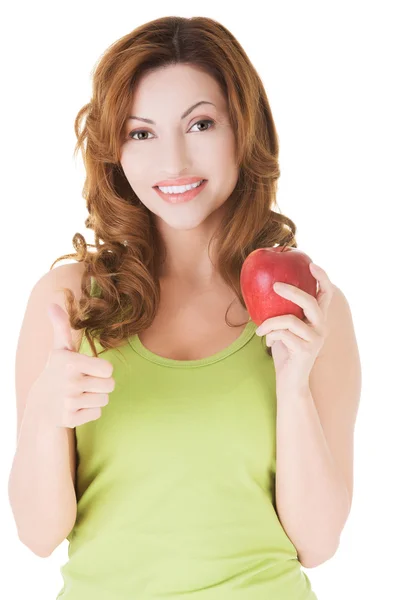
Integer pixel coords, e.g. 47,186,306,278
2,1,399,598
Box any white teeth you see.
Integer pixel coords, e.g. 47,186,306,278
158,180,204,194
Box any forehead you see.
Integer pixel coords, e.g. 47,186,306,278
130,64,225,112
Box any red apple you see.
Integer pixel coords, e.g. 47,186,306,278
240,246,318,326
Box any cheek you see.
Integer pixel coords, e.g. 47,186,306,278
119,153,147,187
206,132,237,176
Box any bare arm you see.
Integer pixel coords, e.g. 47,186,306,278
275,287,360,568
8,392,77,557
275,386,350,569
8,263,85,557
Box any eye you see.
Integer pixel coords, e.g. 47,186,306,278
127,119,215,141
189,119,215,134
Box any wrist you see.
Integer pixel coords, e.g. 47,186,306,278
25,386,57,430
276,382,311,401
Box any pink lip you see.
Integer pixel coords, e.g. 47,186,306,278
154,179,208,204
154,176,205,187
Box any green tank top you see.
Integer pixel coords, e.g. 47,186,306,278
56,277,318,600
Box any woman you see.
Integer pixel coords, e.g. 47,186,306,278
46,15,360,600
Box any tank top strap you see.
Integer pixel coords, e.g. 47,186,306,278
89,275,102,298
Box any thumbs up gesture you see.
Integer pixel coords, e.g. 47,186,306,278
28,303,115,429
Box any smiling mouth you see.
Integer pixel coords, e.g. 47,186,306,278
154,179,207,190
153,179,208,203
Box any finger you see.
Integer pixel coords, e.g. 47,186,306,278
309,263,335,313
267,329,307,352
256,315,314,341
47,302,75,352
272,282,324,331
47,303,114,378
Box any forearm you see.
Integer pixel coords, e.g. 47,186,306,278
274,384,350,565
8,394,77,556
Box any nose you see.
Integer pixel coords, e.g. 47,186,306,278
156,134,192,177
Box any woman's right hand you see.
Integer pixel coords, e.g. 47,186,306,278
27,303,115,429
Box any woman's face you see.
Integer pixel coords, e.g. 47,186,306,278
120,63,239,232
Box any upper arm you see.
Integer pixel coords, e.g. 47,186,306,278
14,261,86,485
309,284,362,510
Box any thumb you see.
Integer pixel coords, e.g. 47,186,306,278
47,303,76,352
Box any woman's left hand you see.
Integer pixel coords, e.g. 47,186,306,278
255,263,335,392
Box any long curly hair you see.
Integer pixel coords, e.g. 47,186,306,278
50,15,298,359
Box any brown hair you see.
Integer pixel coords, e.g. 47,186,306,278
51,16,298,359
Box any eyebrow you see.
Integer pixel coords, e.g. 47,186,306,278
127,101,216,124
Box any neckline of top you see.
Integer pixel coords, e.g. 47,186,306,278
127,319,257,368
